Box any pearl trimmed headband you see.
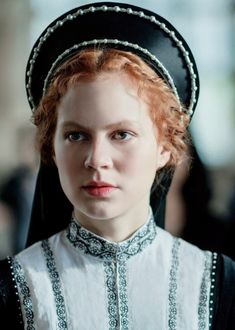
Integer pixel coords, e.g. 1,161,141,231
26,3,199,116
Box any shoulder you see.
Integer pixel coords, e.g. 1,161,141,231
157,226,213,266
162,231,235,329
157,228,215,294
166,232,235,330
156,229,219,328
0,230,64,327
16,230,64,268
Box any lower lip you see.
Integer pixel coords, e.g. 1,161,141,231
83,186,117,197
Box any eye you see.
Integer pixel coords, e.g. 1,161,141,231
112,131,133,141
66,132,88,142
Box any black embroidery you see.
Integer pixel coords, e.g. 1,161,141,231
66,212,157,261
41,239,68,330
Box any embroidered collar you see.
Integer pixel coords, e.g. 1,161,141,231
66,209,157,260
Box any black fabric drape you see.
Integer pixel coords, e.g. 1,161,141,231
26,163,73,247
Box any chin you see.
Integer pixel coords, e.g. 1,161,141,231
75,203,119,221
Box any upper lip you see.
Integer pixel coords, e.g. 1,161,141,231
82,181,116,188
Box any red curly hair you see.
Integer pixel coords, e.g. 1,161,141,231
32,48,190,168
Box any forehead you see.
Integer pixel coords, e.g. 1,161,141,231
59,72,143,110
69,71,138,93
56,72,153,128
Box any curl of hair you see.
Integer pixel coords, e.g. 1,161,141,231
32,48,190,169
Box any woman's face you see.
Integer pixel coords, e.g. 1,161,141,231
54,72,170,221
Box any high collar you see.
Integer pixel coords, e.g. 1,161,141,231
66,209,157,261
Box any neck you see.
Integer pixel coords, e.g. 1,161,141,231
74,201,150,243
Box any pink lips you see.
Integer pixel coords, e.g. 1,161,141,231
82,181,117,197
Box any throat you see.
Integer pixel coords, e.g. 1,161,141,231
73,206,150,243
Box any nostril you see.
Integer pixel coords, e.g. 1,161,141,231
84,154,112,170
84,141,113,169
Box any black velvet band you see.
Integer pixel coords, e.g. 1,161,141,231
0,258,24,329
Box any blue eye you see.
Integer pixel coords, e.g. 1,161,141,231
67,132,87,141
113,131,133,141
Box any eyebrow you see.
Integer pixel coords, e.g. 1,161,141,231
60,120,141,131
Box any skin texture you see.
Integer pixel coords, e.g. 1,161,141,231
54,72,170,242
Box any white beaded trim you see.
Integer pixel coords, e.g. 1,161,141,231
43,38,179,100
7,257,23,325
26,4,198,114
9,256,35,329
208,252,217,329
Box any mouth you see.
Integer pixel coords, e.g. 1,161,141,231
82,181,118,197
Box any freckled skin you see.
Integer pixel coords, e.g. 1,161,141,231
53,73,170,240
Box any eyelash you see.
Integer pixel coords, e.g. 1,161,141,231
65,132,88,142
112,131,133,141
64,130,134,142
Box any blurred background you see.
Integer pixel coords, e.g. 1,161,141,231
0,0,235,259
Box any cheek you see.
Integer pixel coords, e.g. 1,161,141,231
119,143,158,177
56,151,80,176
54,138,77,175
54,150,81,200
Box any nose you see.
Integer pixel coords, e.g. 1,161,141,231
84,138,113,170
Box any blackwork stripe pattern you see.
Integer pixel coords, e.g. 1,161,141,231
168,238,180,330
41,239,68,329
198,251,213,330
11,257,35,330
104,258,129,330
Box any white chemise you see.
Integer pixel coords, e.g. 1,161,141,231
12,209,217,330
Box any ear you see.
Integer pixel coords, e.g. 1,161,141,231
156,145,171,170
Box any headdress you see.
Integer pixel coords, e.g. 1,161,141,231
26,2,200,246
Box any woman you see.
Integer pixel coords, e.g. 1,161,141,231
0,2,234,329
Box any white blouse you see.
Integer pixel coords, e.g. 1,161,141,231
13,210,217,330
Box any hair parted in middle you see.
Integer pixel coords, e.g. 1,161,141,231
32,48,190,168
